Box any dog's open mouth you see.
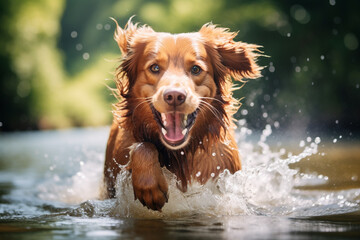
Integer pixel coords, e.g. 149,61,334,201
151,106,198,147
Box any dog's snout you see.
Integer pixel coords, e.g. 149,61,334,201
163,89,187,106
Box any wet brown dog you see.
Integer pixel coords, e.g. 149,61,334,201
103,18,262,211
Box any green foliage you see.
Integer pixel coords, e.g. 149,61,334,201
1,0,359,133
1,0,114,130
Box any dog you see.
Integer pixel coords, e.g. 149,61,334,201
103,18,262,211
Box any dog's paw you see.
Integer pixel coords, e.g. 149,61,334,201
132,171,169,211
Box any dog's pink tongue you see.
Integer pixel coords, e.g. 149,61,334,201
164,112,184,142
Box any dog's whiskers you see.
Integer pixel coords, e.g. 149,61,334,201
135,97,152,101
199,97,225,105
199,100,223,123
131,99,152,122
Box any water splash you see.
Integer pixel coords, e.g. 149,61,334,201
37,122,360,218
38,148,104,204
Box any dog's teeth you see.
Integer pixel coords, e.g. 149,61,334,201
182,128,188,136
183,115,188,126
161,128,167,135
161,113,166,122
164,120,167,126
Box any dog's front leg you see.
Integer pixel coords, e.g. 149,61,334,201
129,142,169,211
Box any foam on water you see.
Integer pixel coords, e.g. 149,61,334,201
37,121,360,218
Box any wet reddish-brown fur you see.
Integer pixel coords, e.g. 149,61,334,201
103,18,262,211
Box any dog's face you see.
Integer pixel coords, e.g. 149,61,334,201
132,33,216,149
114,19,261,150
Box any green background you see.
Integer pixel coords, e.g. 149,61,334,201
1,0,359,137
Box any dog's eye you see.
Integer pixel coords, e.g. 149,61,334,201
150,64,160,73
191,65,202,75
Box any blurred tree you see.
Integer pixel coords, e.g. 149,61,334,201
1,0,359,136
1,0,66,130
0,0,114,131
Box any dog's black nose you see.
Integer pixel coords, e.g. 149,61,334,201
163,89,187,106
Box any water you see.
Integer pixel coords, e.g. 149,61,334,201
0,124,360,239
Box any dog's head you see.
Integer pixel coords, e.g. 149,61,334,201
114,18,262,150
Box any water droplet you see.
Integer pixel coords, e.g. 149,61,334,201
250,102,254,107
216,166,220,170
335,120,339,124
287,33,291,37
269,65,275,73
83,52,90,60
295,66,301,72
199,141,202,145
196,171,201,177
306,137,312,142
306,57,310,62
212,152,216,157
0,122,3,127
262,112,268,118
299,140,305,147
344,33,358,50
241,109,248,115
180,151,184,155
211,173,215,178
320,55,325,60
290,5,311,24
238,119,246,126
96,24,103,30
274,121,280,128
329,0,336,6
339,135,342,139
70,31,78,38
314,137,321,144
333,138,337,143
76,43,83,51
104,24,111,30
351,175,358,181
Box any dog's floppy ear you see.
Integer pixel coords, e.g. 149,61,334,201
200,23,263,81
112,17,154,54
112,17,141,55
112,18,155,96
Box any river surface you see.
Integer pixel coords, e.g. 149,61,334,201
0,125,360,239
